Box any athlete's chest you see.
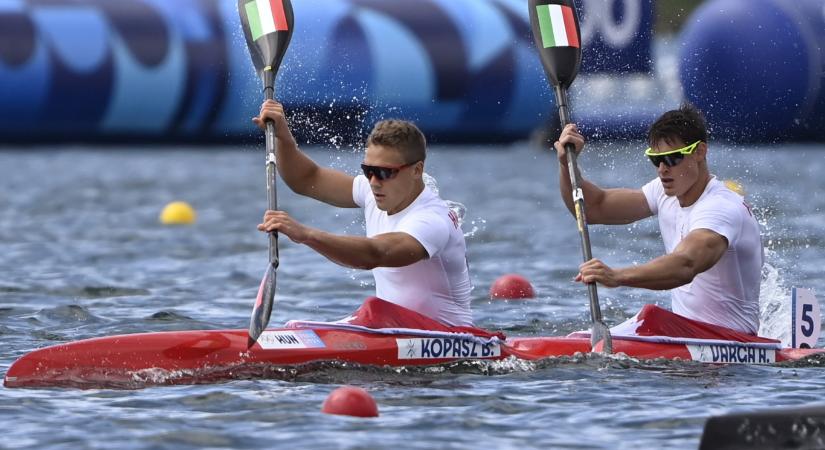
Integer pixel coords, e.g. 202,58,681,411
657,199,694,252
363,207,404,237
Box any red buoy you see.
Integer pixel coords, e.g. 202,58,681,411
490,274,535,300
321,386,379,418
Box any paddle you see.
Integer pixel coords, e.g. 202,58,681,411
238,0,295,348
528,0,612,353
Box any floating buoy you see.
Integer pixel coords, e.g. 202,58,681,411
490,274,535,300
321,386,379,418
159,201,197,225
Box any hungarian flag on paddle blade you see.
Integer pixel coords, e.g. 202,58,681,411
535,4,580,48
244,0,289,41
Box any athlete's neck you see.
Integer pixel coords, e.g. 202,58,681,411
388,180,425,215
677,170,712,207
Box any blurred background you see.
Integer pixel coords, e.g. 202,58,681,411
2,0,823,146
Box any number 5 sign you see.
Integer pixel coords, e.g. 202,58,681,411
792,288,821,349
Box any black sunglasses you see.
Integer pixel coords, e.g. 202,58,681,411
648,153,688,168
360,161,418,181
645,141,701,168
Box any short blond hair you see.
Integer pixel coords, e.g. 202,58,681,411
367,120,426,163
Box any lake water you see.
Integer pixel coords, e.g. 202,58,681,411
2,142,824,449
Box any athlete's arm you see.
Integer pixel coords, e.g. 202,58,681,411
303,231,429,269
258,210,428,269
579,228,729,289
555,124,652,224
254,100,357,208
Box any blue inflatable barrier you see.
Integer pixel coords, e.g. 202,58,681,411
0,0,656,143
679,0,825,141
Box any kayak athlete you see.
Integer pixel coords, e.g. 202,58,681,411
554,103,764,334
254,100,473,326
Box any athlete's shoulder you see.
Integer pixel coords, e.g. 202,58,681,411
353,174,374,208
405,194,461,234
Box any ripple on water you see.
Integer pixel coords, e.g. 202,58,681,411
0,306,20,318
147,310,194,321
36,304,103,324
78,286,152,298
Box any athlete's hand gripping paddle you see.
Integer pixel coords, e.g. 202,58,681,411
238,0,294,348
528,0,612,353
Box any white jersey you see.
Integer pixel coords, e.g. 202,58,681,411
352,175,473,326
642,176,763,334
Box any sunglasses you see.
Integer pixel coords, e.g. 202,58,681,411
360,161,418,181
645,140,702,167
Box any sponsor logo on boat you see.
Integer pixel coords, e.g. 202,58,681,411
257,330,326,350
396,338,501,360
687,344,776,364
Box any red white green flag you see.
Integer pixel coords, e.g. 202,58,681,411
244,0,288,41
536,4,580,48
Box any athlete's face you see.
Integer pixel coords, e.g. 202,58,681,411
651,138,706,200
363,145,423,215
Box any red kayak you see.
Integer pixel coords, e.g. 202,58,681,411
5,299,824,389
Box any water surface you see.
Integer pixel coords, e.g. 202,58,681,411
1,142,824,449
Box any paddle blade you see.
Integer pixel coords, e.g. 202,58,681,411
238,0,295,77
528,0,582,89
590,320,613,354
248,264,276,348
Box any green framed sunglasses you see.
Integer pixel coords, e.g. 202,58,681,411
645,140,702,167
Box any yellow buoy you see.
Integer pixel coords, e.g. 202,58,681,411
159,201,197,225
724,179,746,196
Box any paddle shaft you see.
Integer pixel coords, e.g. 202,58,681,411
238,0,293,347
246,69,280,348
555,85,605,325
263,69,280,269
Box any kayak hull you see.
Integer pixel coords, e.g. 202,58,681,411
5,327,824,389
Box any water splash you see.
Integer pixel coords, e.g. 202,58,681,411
422,172,440,194
423,173,468,231
755,203,794,345
758,257,792,345
421,172,486,238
